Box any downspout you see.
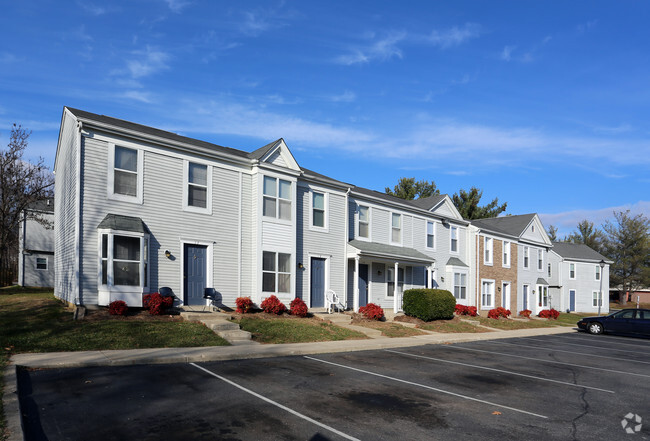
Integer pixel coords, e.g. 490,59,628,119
74,121,83,305
475,230,480,310
343,188,350,308
238,171,242,298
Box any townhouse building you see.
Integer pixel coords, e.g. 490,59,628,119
18,199,55,288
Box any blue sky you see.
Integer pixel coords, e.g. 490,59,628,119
1,1,649,237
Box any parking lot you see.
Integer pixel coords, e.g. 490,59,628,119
18,333,650,440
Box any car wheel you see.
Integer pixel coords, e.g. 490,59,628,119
588,322,603,335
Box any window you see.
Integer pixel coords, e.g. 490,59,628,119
109,145,142,203
484,237,493,265
263,176,291,221
262,251,291,293
391,213,401,243
398,267,405,293
569,263,576,279
36,257,47,270
454,273,467,300
450,226,458,252
183,161,212,213
523,246,529,268
99,232,149,289
387,267,395,297
502,241,510,267
538,285,548,307
537,249,543,271
312,191,326,228
426,221,435,248
358,205,370,239
595,265,601,281
547,263,552,277
481,280,494,308
592,291,602,307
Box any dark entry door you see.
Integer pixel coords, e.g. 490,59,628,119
359,264,369,307
569,290,576,312
184,244,207,306
311,257,326,307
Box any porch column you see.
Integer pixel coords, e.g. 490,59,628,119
353,256,360,312
426,267,431,289
393,262,399,312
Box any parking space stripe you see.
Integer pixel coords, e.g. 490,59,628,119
304,356,548,419
190,363,361,441
496,339,650,363
385,350,614,393
550,334,650,351
448,345,650,378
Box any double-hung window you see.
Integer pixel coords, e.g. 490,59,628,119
548,263,552,277
109,145,142,203
183,161,212,213
426,221,435,249
484,237,493,265
391,213,401,244
595,265,601,281
570,263,576,279
502,241,510,267
387,268,395,297
263,176,292,221
358,205,370,239
99,232,149,290
36,257,47,270
481,280,494,308
537,249,543,271
592,291,601,307
523,246,529,268
262,251,291,293
450,226,458,252
454,273,467,300
312,191,326,228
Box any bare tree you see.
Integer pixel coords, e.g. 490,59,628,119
0,124,54,280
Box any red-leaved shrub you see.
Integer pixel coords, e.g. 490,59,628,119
289,298,308,317
261,295,286,315
143,293,174,315
109,300,128,316
538,308,560,319
359,303,384,320
455,304,478,317
488,307,511,319
235,296,255,313
519,309,532,318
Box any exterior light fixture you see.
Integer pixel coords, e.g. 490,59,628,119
298,262,304,269
164,250,171,258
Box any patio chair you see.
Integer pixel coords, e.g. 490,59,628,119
203,287,217,312
325,289,345,314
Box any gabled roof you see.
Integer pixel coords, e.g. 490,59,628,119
25,198,54,213
551,242,611,263
471,214,537,237
248,139,282,160
446,257,468,267
348,239,434,264
410,194,446,211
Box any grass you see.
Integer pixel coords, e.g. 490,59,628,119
418,316,493,333
352,321,427,337
610,301,650,310
234,316,368,344
467,316,558,330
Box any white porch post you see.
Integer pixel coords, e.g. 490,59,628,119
353,256,360,312
426,267,431,289
394,262,399,312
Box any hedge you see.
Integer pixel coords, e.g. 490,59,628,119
402,288,456,321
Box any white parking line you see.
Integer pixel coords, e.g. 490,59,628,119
550,334,650,351
385,350,614,393
447,345,650,378
304,356,548,419
190,363,361,441
502,338,650,362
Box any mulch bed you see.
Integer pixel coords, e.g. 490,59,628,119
393,314,426,325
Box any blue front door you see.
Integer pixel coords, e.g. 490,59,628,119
569,290,576,312
310,257,326,307
184,244,207,306
359,264,369,307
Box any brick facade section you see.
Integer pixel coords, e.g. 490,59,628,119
478,235,518,312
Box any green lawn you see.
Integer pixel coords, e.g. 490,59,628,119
352,321,428,337
418,317,493,333
234,316,368,344
468,316,559,330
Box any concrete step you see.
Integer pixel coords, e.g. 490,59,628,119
205,321,241,331
217,329,253,341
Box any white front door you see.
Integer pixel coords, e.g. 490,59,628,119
502,282,511,310
536,285,548,314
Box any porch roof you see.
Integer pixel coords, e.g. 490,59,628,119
347,240,434,265
98,214,150,233
536,277,549,285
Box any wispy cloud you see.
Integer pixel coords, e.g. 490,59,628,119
77,2,106,16
577,20,598,34
427,23,481,49
327,91,357,103
500,45,515,61
238,6,298,37
335,32,406,65
0,52,19,64
120,90,154,103
539,201,650,236
165,0,191,13
118,46,170,79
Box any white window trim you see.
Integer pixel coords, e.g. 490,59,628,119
261,174,293,224
390,212,402,245
262,251,293,295
35,257,48,271
592,290,602,307
107,143,144,204
595,265,601,281
537,285,548,308
453,271,468,300
426,221,436,250
98,229,150,293
502,241,511,268
569,263,576,280
523,246,530,269
537,249,544,271
450,225,459,254
357,205,371,241
182,160,213,214
309,190,329,232
484,237,493,265
481,279,495,309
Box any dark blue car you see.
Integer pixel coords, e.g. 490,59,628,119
577,309,650,336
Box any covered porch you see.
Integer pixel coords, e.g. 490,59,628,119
346,240,435,312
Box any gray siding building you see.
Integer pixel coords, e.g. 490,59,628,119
18,199,55,288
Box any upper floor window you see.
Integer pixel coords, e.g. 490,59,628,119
484,237,493,265
263,176,291,221
183,161,212,213
547,263,552,277
426,221,435,249
358,205,370,238
537,249,543,271
523,246,529,268
312,191,326,228
391,213,401,243
109,145,142,203
569,263,576,279
450,226,458,252
595,265,601,281
503,241,510,267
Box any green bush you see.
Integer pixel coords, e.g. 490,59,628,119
402,289,456,321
